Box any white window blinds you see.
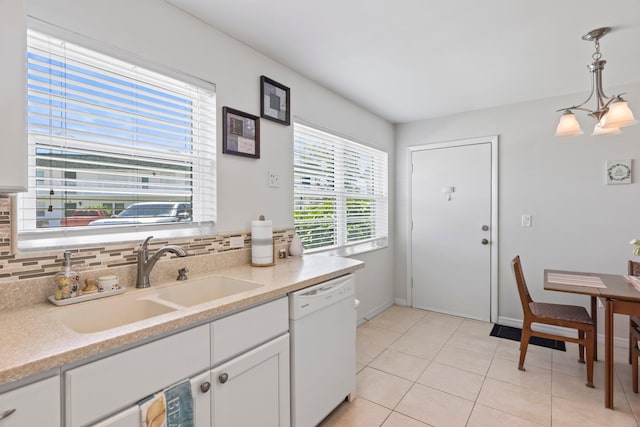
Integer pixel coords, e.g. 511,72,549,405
293,122,388,252
19,29,216,242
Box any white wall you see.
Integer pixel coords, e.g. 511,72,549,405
27,0,396,319
395,82,640,339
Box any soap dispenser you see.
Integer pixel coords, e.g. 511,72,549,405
54,251,80,300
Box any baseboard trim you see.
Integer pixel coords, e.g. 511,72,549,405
497,316,628,349
358,299,395,326
394,298,408,306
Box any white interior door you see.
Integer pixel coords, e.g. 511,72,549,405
411,140,495,322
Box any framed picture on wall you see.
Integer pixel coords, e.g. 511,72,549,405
606,159,632,185
222,107,260,159
260,76,290,125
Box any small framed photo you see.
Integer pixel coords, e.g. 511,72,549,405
260,76,290,125
222,107,260,159
606,159,632,185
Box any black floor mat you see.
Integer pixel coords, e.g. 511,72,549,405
490,324,566,351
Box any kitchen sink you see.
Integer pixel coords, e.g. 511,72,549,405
51,296,177,334
153,276,263,307
52,276,263,333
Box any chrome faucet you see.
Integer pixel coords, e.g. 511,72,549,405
136,236,187,288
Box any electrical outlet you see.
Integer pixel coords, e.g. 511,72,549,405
268,171,280,188
229,236,244,248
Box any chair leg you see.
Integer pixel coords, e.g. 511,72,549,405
633,348,638,394
585,328,594,388
578,330,585,364
519,325,531,371
630,319,634,365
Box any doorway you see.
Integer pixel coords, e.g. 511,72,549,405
408,136,498,322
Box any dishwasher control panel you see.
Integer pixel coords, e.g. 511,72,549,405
289,274,354,320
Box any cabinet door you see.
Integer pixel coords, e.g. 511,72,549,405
0,0,27,193
0,376,60,427
211,334,289,427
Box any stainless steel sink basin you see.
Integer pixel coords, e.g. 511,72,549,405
154,276,262,307
51,296,177,334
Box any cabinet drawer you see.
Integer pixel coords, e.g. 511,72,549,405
65,324,209,427
0,376,60,427
212,297,288,364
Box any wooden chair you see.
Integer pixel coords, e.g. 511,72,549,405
628,260,640,364
512,256,595,387
632,325,640,393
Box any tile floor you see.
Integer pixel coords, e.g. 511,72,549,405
319,305,640,427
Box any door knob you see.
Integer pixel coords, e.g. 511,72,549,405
481,225,489,231
481,239,489,245
200,381,211,393
218,373,229,384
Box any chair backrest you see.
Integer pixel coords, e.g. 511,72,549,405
629,260,640,276
512,256,533,316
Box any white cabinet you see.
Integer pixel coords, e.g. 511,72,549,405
210,297,290,427
62,296,290,427
0,0,27,193
65,325,210,427
211,334,289,427
0,375,60,426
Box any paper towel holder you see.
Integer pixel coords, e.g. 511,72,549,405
251,241,276,267
251,214,276,267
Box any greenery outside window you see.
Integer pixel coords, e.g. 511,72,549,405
19,28,216,249
293,122,388,254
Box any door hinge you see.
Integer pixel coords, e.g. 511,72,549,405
411,278,413,288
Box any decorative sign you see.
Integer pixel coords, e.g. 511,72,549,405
606,159,632,185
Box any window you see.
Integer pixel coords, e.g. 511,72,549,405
293,122,388,254
19,29,216,248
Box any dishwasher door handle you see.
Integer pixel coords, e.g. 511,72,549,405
298,280,349,298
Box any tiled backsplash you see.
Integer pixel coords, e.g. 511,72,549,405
0,196,294,310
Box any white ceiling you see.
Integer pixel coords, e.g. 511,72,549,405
166,0,640,124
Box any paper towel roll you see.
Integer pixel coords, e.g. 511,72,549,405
251,217,273,265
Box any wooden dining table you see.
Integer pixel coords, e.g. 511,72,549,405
544,269,640,409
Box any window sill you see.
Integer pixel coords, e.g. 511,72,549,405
304,237,388,258
17,222,216,252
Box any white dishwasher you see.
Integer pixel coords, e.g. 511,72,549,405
289,273,357,427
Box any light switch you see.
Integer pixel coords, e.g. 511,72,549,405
521,214,532,228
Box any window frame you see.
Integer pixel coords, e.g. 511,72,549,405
293,120,388,257
18,22,217,251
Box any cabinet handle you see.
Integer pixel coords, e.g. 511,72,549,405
218,373,229,384
0,409,16,420
200,381,211,393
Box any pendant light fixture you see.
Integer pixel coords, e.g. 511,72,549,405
555,27,637,137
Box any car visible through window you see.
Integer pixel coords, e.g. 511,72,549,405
60,209,109,227
88,202,192,226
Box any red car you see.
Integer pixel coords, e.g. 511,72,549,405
60,209,109,227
